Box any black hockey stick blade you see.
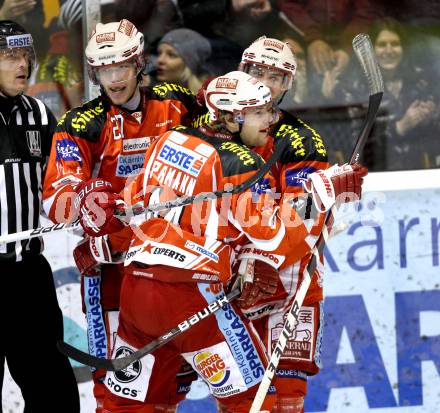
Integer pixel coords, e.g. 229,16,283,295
350,33,384,164
57,287,241,371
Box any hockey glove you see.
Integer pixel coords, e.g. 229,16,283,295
73,236,125,275
233,251,280,308
74,179,127,237
306,163,368,212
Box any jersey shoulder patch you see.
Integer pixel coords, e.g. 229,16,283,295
56,96,108,142
148,82,195,102
273,111,328,163
191,110,211,128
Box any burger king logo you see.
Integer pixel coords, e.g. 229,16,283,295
194,351,230,387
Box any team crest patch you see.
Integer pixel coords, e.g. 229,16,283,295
113,347,142,383
105,336,155,402
26,130,41,157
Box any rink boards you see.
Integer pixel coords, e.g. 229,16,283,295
3,169,439,412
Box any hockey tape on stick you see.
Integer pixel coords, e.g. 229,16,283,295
249,33,384,413
350,33,384,164
1,138,286,244
57,287,241,371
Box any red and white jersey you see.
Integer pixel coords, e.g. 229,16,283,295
42,83,197,230
241,110,330,319
123,125,314,285
41,83,197,310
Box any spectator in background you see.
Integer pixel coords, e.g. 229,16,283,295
277,34,310,111
114,0,178,47
26,0,85,118
172,0,296,74
276,0,382,103
26,31,83,119
0,0,49,56
152,28,212,94
344,18,439,170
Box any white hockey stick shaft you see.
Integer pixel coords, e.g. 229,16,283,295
0,219,80,244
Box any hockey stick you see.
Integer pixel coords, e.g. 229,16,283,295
57,34,381,374
115,136,286,217
0,219,81,244
0,139,285,245
57,287,241,371
249,33,384,413
57,210,347,370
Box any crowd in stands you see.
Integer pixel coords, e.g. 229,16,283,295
21,0,440,171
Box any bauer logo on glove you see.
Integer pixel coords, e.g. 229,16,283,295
74,178,127,237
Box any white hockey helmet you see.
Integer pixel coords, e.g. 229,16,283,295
240,36,297,89
85,19,145,84
205,71,273,122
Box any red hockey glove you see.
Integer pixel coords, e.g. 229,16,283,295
73,235,124,275
306,163,368,211
235,258,279,308
74,179,126,237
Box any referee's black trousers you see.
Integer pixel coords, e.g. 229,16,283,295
0,254,80,412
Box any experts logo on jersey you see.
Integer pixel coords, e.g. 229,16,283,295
194,351,230,387
285,166,316,188
55,139,82,164
116,154,145,177
158,142,207,177
185,241,219,263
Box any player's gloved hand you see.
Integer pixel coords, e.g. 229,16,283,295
74,179,127,237
235,258,279,308
73,235,125,275
305,163,368,212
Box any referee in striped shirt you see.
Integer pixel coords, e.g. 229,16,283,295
0,21,79,411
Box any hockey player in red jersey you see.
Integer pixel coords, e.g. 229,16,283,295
236,36,368,413
73,70,367,412
42,19,198,413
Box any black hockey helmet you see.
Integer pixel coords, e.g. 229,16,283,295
0,20,36,77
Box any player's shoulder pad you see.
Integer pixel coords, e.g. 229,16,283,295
273,111,328,164
56,96,108,142
191,110,211,128
148,82,196,106
174,126,264,177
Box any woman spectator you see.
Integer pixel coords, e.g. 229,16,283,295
341,18,439,170
278,34,310,111
151,28,212,94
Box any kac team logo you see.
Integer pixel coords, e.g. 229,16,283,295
114,347,142,383
285,166,316,188
55,139,82,164
194,351,230,387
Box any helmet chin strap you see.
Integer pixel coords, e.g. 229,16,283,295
277,90,288,106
